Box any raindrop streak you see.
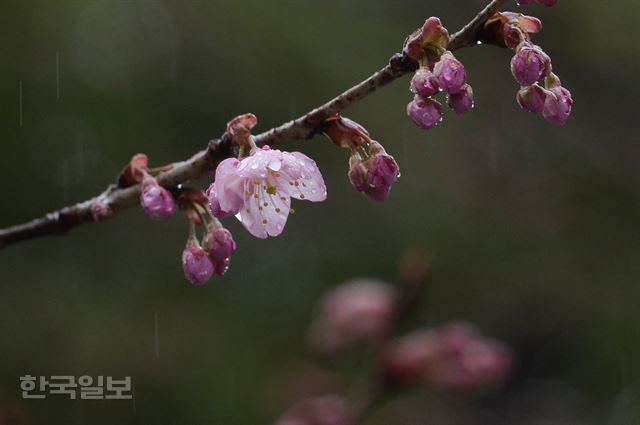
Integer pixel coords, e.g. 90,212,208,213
154,312,160,360
18,81,23,127
56,51,60,99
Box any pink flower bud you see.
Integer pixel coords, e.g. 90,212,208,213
447,83,474,116
275,395,353,425
516,84,548,114
433,51,467,94
511,43,551,87
407,95,443,130
182,244,214,285
543,85,573,126
348,142,400,202
140,177,176,220
537,0,558,6
309,279,397,354
383,322,513,395
203,227,236,262
410,67,440,98
90,200,114,222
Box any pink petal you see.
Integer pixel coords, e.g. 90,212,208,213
238,180,291,238
215,158,244,214
281,152,327,202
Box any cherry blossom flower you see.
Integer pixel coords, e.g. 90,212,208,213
209,146,326,239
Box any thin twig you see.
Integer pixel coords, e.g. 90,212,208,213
0,0,507,250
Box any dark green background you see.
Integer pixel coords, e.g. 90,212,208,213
1,1,639,423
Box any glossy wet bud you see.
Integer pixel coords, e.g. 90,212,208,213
348,142,400,202
543,85,573,126
140,177,176,220
447,83,474,116
203,227,236,262
407,95,443,130
410,67,440,98
511,43,551,86
433,51,467,94
182,244,215,285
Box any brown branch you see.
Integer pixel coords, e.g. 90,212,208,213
0,0,507,250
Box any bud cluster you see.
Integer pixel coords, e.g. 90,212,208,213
498,12,573,125
179,189,236,285
404,18,474,131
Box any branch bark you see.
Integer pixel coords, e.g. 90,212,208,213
0,0,507,250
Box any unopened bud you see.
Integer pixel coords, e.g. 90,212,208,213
516,84,548,114
410,67,440,97
433,51,467,94
182,244,214,286
140,177,176,220
447,83,474,116
407,95,443,130
511,43,551,86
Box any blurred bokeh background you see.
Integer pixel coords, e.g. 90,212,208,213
1,0,639,423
